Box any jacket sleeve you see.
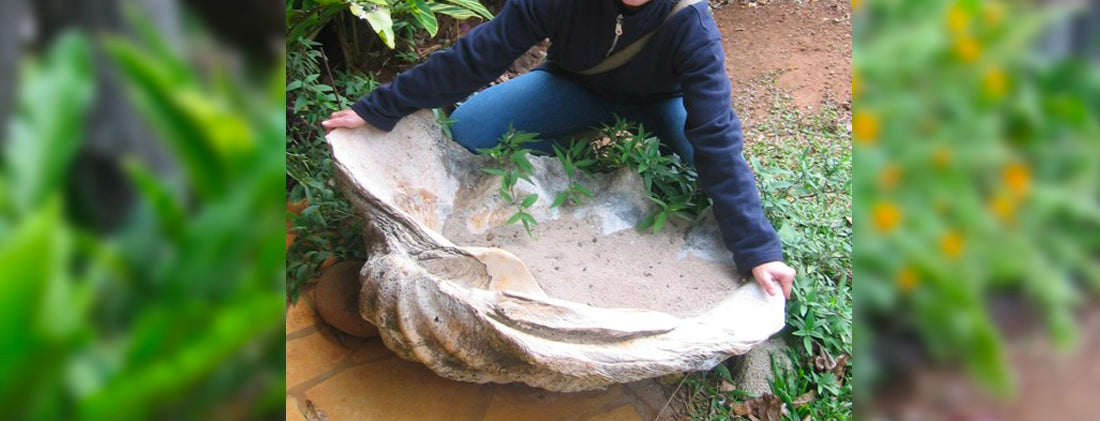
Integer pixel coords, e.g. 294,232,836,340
674,17,785,274
351,0,559,131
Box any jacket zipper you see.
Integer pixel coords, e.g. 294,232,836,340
605,14,624,57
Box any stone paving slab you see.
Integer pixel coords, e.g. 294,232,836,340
286,290,677,420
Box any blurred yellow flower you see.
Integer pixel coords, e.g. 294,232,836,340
935,198,950,215
853,69,862,98
983,1,1005,26
989,192,1016,223
941,230,964,258
955,37,981,62
853,0,861,10
983,67,1008,99
1004,162,1031,197
932,146,951,168
946,3,970,35
897,266,919,292
879,163,900,189
854,111,880,145
873,202,901,232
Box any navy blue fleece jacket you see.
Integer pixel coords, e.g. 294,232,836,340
352,0,784,273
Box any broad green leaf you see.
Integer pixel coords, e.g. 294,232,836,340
103,38,227,199
77,292,283,421
652,211,668,234
507,212,522,225
481,168,508,177
5,32,93,216
520,194,539,209
409,0,439,37
348,2,367,17
352,4,396,49
575,184,594,197
429,3,478,20
122,158,186,241
122,3,192,83
520,212,536,234
646,195,667,209
443,0,493,20
551,192,567,209
0,200,68,418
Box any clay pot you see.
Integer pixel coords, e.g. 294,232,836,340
314,259,378,338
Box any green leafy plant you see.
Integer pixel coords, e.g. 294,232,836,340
679,100,852,420
349,0,493,49
287,0,493,50
756,103,852,421
479,126,541,235
591,119,711,233
433,108,457,139
286,37,373,302
550,140,596,208
769,350,852,420
474,119,715,236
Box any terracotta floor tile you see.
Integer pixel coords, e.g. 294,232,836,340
287,332,349,388
286,298,318,334
346,337,393,364
481,383,625,421
303,357,492,421
286,397,307,421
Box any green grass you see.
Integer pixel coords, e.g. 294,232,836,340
682,101,853,420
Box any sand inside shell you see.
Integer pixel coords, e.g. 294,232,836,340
443,210,741,318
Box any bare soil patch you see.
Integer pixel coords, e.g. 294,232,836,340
713,0,853,122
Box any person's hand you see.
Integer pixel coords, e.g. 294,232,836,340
751,261,796,299
322,109,367,134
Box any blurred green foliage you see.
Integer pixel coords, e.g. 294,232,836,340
854,0,1100,399
0,17,285,421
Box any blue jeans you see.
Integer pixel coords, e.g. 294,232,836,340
451,70,695,164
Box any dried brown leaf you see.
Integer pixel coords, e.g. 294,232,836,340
719,380,738,392
792,390,817,406
832,353,850,381
812,355,828,371
731,402,750,417
303,399,328,421
743,393,786,421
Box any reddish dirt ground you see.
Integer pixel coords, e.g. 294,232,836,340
712,0,853,122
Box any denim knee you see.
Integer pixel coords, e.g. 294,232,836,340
450,106,505,153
